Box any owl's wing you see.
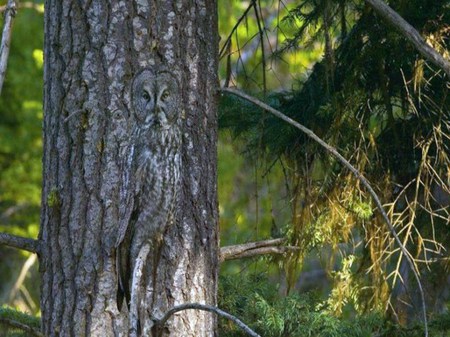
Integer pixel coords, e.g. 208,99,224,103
116,217,133,310
116,143,138,247
116,143,139,309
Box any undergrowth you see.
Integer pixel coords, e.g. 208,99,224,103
218,273,450,337
1,277,450,336
0,306,41,337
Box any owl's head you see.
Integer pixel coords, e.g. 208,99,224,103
132,68,181,131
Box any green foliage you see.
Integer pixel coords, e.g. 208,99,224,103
218,0,322,91
219,273,450,336
325,255,360,315
0,306,41,337
0,3,44,314
219,0,449,319
0,5,44,214
217,129,293,276
0,5,43,207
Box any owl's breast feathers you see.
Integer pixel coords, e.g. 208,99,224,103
116,137,181,309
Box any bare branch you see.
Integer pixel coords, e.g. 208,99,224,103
220,238,299,262
0,232,40,254
0,317,43,337
222,245,299,262
0,0,16,95
0,2,42,13
365,0,450,78
221,87,428,337
155,303,260,337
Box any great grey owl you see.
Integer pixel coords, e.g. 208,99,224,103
116,68,182,317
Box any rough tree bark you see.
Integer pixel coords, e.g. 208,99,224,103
39,1,218,336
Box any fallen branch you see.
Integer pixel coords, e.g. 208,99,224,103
0,317,43,337
155,303,260,337
0,233,40,254
220,238,298,262
0,0,16,95
365,0,450,78
221,87,428,337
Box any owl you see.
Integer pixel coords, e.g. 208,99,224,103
116,68,182,320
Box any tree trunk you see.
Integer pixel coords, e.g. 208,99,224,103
39,1,218,336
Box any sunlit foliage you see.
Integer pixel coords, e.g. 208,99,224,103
220,0,449,324
0,2,43,314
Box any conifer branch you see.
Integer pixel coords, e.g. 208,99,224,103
221,87,428,337
0,317,43,337
155,303,260,337
365,0,450,78
220,238,299,262
0,232,40,254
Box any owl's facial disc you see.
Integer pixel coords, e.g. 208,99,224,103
152,85,176,130
132,68,180,131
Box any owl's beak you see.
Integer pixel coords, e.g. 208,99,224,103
153,109,170,130
147,106,159,127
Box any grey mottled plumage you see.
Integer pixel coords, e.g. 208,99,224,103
116,68,182,311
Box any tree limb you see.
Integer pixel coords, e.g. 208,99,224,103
0,233,40,254
365,0,450,78
155,303,261,337
220,238,299,262
222,245,299,262
0,2,42,13
0,0,16,95
221,87,428,337
0,317,43,337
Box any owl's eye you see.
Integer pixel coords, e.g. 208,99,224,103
161,90,170,101
142,91,151,101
